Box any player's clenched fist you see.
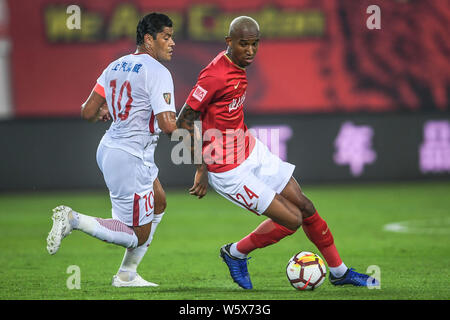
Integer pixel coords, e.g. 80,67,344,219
98,103,111,122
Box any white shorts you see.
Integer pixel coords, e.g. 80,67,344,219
96,141,157,227
208,138,295,215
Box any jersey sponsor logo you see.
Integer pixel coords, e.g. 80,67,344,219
228,91,246,112
163,93,171,104
111,61,143,74
234,81,240,89
193,85,207,102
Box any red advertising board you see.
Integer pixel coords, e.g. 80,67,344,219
6,0,450,117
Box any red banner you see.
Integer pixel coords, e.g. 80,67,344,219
6,0,450,117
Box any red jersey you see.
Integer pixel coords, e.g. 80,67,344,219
186,51,256,173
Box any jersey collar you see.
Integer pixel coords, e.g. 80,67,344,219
223,52,246,71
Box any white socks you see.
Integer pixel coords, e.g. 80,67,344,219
68,210,165,282
117,212,165,281
230,243,247,259
329,263,348,278
69,211,138,249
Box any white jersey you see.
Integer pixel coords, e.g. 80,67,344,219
95,52,175,166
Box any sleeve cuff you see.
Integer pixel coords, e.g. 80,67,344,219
93,83,105,98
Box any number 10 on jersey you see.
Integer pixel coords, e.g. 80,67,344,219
110,79,133,121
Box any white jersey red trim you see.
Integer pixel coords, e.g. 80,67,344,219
94,52,175,165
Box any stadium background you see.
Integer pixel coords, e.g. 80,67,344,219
0,0,449,304
1,0,449,191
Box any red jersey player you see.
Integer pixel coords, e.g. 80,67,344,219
177,16,379,289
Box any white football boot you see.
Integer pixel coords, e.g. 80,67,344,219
46,205,74,255
112,273,159,287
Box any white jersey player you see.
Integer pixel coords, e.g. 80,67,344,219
95,50,175,227
46,13,177,287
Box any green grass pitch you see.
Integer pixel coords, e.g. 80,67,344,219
0,181,449,301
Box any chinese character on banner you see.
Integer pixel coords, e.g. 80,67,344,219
333,122,377,177
419,121,450,173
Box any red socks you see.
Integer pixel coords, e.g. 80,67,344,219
236,212,343,268
302,211,342,267
236,219,296,254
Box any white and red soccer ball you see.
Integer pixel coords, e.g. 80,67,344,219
286,251,327,290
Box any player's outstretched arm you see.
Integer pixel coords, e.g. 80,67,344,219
81,90,110,123
176,103,208,199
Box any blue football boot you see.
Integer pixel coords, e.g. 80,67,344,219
220,243,253,289
330,268,380,287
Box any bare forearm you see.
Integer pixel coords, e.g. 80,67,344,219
176,104,200,132
81,103,99,122
156,111,177,136
81,90,107,122
178,104,208,198
176,104,202,163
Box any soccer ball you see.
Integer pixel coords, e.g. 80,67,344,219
286,251,327,290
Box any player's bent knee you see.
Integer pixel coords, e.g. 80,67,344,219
286,201,303,230
136,230,149,246
279,212,302,231
297,197,316,218
154,189,167,214
134,223,152,246
264,194,303,231
154,200,166,215
290,213,302,231
304,200,316,216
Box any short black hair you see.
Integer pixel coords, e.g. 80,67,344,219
136,13,173,45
